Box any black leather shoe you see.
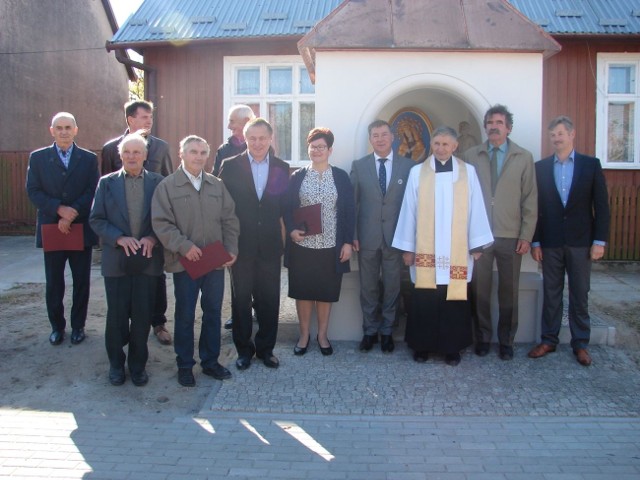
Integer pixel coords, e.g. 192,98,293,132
413,351,429,363
475,342,490,357
380,335,395,353
49,330,64,346
236,356,251,370
317,336,333,356
445,353,461,366
224,318,233,330
70,328,85,345
131,370,149,386
294,335,310,356
109,366,125,386
178,368,195,387
499,345,514,361
359,334,378,352
202,363,232,380
258,354,280,369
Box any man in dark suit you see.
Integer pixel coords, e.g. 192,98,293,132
351,119,414,353
528,116,610,367
219,118,289,370
26,112,100,346
101,100,174,346
90,133,165,386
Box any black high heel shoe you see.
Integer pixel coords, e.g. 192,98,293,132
294,335,310,356
317,335,333,356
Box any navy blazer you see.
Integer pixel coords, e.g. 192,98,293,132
533,152,610,248
89,169,165,277
283,165,356,274
219,152,290,260
26,143,99,248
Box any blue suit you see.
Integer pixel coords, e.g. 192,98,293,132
26,143,99,333
90,169,164,373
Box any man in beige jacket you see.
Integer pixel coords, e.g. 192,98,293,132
462,105,537,361
152,135,239,387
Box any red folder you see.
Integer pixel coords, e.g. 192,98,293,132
293,203,322,236
179,241,233,280
41,223,84,252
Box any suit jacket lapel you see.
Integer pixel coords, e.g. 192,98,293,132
65,144,81,175
239,154,259,201
111,171,131,231
367,154,384,197
565,153,584,208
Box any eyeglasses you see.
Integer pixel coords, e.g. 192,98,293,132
308,145,328,152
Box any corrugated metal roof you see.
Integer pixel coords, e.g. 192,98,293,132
509,0,640,35
110,0,344,45
110,0,640,47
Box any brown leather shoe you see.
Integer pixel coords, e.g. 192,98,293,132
574,348,592,366
528,343,556,358
153,325,172,345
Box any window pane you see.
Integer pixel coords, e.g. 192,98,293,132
607,102,635,162
608,65,636,94
268,67,292,94
268,103,292,159
299,103,315,160
299,67,315,94
246,103,260,117
236,68,260,95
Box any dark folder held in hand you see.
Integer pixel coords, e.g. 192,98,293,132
41,223,84,252
293,203,322,236
179,241,232,280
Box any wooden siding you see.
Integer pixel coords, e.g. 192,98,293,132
0,152,35,234
144,39,301,172
541,37,640,159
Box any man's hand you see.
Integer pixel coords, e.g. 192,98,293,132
472,252,482,260
222,253,237,268
515,239,531,255
56,205,78,222
139,236,157,258
57,218,72,234
531,246,543,262
402,252,415,266
339,243,353,263
117,236,141,257
184,245,203,262
591,244,605,261
352,240,360,252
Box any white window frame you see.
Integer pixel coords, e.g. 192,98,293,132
596,53,640,169
223,55,315,168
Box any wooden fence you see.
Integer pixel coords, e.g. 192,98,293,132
1,151,639,260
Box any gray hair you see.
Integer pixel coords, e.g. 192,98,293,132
548,115,574,132
179,135,210,155
229,104,256,121
117,133,148,156
51,112,77,128
431,125,458,141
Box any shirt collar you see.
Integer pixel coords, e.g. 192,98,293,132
55,143,74,155
181,164,202,182
554,150,575,164
124,168,145,179
248,151,270,165
488,141,507,154
374,151,393,162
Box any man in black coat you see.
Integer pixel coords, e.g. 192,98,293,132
101,100,174,345
528,116,610,367
26,112,100,346
219,118,289,371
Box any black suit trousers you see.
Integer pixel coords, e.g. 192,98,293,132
43,247,93,332
230,254,281,358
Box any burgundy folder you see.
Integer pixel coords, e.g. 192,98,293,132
41,223,84,252
292,203,322,236
179,241,232,280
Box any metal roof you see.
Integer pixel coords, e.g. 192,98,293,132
509,0,640,35
110,0,344,46
109,0,640,48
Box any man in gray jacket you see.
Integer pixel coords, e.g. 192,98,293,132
152,135,239,387
462,105,537,360
351,120,414,353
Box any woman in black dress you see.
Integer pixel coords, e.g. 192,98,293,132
284,127,355,356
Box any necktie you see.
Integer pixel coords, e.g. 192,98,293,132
60,150,68,169
378,158,387,196
490,148,498,195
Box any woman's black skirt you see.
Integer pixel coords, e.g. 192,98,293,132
288,242,342,302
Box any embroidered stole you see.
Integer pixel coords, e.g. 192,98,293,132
414,157,469,300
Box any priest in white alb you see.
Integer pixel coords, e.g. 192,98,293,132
392,126,493,366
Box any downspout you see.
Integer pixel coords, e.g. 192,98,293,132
112,48,157,108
